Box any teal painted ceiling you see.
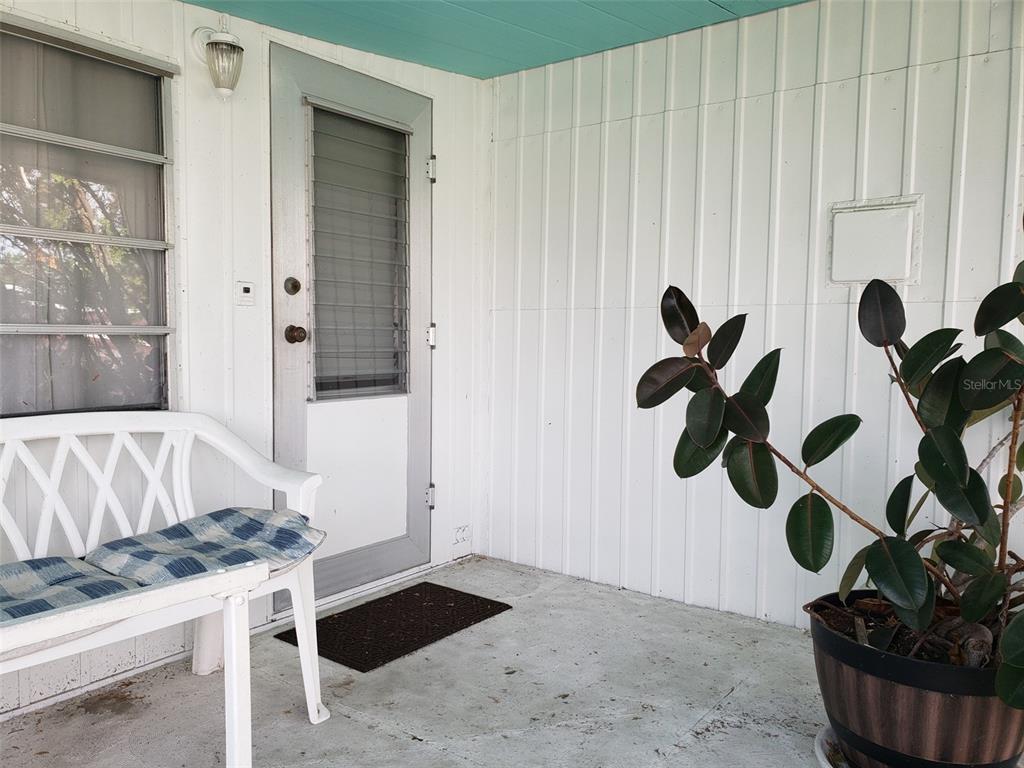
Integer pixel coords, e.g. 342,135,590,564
185,0,806,79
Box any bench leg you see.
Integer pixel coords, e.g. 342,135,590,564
288,559,330,724
223,592,253,768
192,612,223,675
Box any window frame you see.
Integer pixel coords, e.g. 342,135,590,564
0,24,178,417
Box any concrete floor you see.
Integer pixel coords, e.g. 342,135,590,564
1,557,825,768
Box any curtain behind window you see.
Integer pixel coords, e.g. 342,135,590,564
0,32,168,416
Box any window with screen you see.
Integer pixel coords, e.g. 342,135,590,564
310,107,409,398
0,31,170,416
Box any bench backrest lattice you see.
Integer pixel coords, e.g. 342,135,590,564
0,412,282,563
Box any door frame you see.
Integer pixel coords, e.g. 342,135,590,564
269,43,433,609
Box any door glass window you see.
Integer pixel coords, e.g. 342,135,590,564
310,108,409,398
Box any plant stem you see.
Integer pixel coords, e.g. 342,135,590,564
884,344,927,433
1000,392,1024,572
924,560,960,600
978,430,1014,473
694,354,884,541
764,442,886,539
909,630,934,659
913,530,962,550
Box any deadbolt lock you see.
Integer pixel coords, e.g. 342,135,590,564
284,276,302,295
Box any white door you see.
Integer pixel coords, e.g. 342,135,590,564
270,44,432,606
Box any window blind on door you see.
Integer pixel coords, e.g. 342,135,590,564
310,108,409,398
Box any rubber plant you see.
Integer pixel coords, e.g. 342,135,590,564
637,269,1024,707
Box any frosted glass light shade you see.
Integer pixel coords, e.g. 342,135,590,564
205,32,244,97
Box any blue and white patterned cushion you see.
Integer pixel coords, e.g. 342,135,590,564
0,557,142,622
84,507,326,586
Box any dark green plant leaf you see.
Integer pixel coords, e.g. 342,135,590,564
960,348,1024,410
918,426,969,488
786,493,834,573
661,286,700,345
683,364,715,392
933,469,992,526
636,357,702,409
985,329,1024,362
908,343,964,398
942,343,964,361
967,398,1015,427
935,540,993,576
905,488,930,532
725,440,778,509
1016,260,1024,285
839,546,870,604
908,373,931,399
918,357,970,432
974,282,1024,336
960,572,1008,623
914,461,935,491
858,279,906,347
900,329,962,388
893,578,935,632
895,339,910,359
996,663,1024,709
673,427,729,479
739,349,782,406
867,624,898,651
999,473,1023,504
686,387,726,448
801,414,862,467
723,392,770,443
865,537,929,610
1001,612,1024,667
1018,442,1024,472
968,528,998,559
908,529,932,547
721,435,743,467
707,314,747,369
886,475,915,537
683,322,712,357
976,510,1002,547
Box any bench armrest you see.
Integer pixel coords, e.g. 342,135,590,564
232,452,322,520
193,419,323,520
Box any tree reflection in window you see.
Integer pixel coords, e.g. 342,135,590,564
0,141,166,413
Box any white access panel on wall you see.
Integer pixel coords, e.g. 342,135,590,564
828,196,922,284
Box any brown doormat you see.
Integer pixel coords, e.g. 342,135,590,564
275,581,511,672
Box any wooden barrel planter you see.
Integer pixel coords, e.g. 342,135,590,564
809,591,1024,768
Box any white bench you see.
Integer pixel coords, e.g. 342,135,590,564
0,412,331,767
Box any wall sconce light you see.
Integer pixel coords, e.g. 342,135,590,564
192,24,244,98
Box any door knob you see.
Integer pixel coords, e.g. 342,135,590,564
284,325,308,344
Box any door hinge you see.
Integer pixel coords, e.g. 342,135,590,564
426,483,436,508
426,154,436,183
426,323,436,348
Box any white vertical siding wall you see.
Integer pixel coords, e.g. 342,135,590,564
0,0,491,714
480,0,1024,626
3,0,1022,721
